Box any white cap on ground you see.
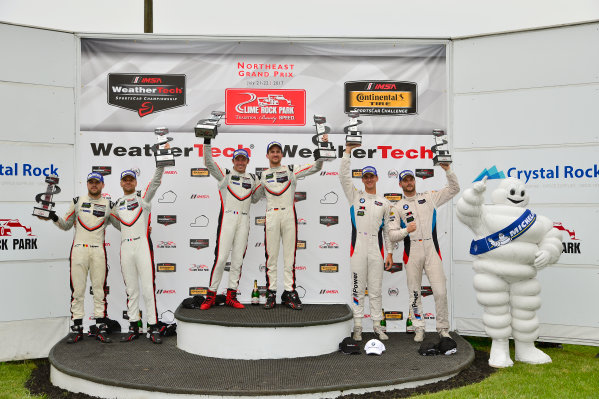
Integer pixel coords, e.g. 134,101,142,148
364,339,386,355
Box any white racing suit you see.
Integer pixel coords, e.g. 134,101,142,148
204,145,261,292
111,166,164,326
54,195,117,322
392,169,459,331
257,161,322,292
339,153,393,325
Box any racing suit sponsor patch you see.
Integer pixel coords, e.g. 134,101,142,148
418,199,426,204
374,201,383,206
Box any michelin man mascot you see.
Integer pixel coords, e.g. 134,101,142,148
456,177,562,368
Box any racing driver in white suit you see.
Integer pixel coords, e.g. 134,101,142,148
255,140,325,310
200,137,261,310
44,172,119,344
111,165,165,344
339,144,399,341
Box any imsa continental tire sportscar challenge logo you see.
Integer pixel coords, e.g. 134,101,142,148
107,74,186,117
345,81,417,115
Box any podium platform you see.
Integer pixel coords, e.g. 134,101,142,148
175,304,353,358
49,304,475,399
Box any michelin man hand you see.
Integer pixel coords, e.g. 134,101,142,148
473,176,488,194
534,250,551,269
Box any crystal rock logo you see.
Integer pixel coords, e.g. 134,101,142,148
225,88,306,126
473,166,505,182
107,74,186,117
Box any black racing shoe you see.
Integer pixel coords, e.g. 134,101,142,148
95,323,112,343
282,290,303,310
120,323,140,343
264,290,277,309
147,324,162,344
66,324,84,344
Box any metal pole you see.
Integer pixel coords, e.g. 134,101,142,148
144,0,153,33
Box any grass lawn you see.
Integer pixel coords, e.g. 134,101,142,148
1,337,597,399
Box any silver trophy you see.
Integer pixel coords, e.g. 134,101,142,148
312,115,336,161
431,129,452,165
32,175,61,219
344,111,363,145
152,127,175,167
195,111,225,139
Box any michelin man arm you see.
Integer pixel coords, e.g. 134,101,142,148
456,176,487,234
534,225,563,269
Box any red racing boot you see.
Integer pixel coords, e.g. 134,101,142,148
226,289,245,309
200,290,216,310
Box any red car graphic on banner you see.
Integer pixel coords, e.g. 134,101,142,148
225,89,306,126
0,219,34,236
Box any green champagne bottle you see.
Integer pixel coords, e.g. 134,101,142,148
380,309,387,332
406,309,414,334
251,280,260,305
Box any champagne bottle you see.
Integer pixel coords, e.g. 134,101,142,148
251,280,260,305
380,308,387,332
406,309,414,334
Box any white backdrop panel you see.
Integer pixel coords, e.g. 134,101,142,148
452,145,599,204
0,260,70,322
454,84,599,149
0,23,76,87
453,22,599,94
0,81,75,144
0,142,75,202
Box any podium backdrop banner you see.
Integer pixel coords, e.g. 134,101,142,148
78,38,448,331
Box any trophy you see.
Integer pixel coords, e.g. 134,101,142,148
344,111,363,145
312,115,336,161
195,111,225,139
431,129,452,165
32,175,61,219
152,127,175,167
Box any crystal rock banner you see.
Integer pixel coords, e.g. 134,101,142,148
78,38,449,332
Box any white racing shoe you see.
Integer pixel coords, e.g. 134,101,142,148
439,329,451,338
373,326,389,341
414,328,425,343
352,326,363,341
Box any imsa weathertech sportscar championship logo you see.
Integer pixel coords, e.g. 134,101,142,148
345,81,417,115
190,239,209,250
319,216,339,227
157,215,177,226
92,166,112,176
225,89,306,125
107,74,186,117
